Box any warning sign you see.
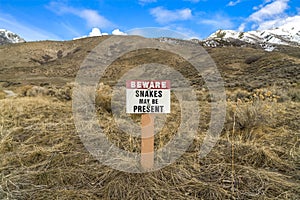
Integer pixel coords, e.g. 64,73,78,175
126,80,171,113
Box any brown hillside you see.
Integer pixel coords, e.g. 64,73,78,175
0,36,299,199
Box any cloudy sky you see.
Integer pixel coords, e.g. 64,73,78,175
0,0,299,41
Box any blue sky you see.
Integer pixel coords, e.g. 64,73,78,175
0,0,299,41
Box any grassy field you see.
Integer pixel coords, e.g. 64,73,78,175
0,36,299,199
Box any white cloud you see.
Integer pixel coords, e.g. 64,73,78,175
256,19,281,30
249,0,289,22
0,13,61,41
60,22,81,36
238,23,246,31
47,2,112,28
239,0,296,31
150,7,192,24
112,29,127,35
79,9,112,28
257,15,300,30
198,14,234,30
253,0,272,10
138,0,157,5
89,28,102,36
171,26,200,39
227,0,242,7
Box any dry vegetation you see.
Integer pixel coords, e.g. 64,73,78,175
0,36,299,199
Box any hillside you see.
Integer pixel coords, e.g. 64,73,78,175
0,36,299,199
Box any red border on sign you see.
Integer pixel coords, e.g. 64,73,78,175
126,80,171,89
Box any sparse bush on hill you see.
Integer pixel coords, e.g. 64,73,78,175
227,89,251,102
0,90,5,99
236,101,273,130
16,84,73,101
245,55,262,64
95,83,112,112
227,88,281,103
26,86,49,97
226,99,275,141
57,50,63,59
287,87,300,102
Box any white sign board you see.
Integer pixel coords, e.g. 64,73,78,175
126,80,171,114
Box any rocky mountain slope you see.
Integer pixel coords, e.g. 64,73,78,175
203,18,300,51
0,29,25,45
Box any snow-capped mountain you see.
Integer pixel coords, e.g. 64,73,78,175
0,29,25,45
204,20,300,51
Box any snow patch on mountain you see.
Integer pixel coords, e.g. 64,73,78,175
205,17,300,51
0,29,25,45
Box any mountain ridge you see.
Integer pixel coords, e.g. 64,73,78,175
0,29,25,45
204,17,300,51
1,18,300,52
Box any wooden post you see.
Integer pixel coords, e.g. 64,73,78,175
141,113,154,170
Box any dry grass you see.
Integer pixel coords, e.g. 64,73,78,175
0,37,299,199
0,90,299,199
0,90,5,99
287,87,300,102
